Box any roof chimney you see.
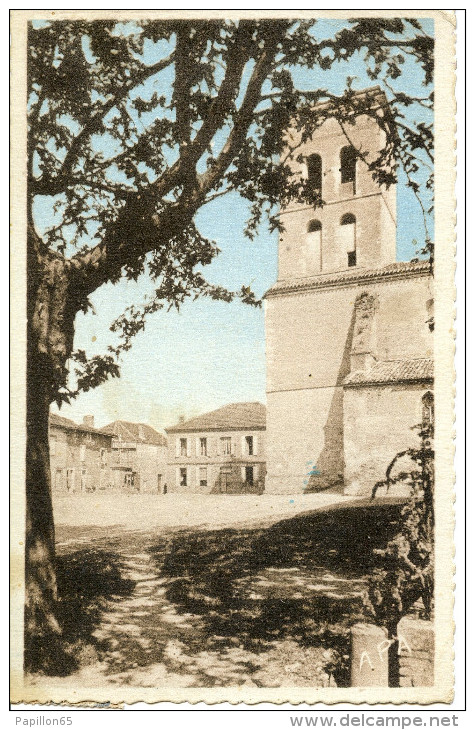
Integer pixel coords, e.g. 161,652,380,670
83,415,95,429
178,415,185,424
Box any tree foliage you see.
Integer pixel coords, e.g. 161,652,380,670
27,17,434,404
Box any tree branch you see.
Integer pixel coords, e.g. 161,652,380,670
31,51,176,196
197,40,281,198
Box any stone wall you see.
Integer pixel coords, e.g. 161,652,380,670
343,383,431,496
265,273,433,493
398,617,435,687
350,618,434,687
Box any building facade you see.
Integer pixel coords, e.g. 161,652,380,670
165,402,266,494
265,87,434,495
49,414,113,493
100,421,168,493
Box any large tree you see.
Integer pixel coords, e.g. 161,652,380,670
25,16,433,668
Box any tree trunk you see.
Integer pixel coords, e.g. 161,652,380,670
25,349,61,671
387,621,400,688
25,232,76,672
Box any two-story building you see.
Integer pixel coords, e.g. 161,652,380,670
165,402,266,494
49,413,113,493
100,420,168,493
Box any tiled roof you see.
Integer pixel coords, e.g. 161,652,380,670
344,358,434,387
265,261,431,297
49,412,111,437
166,402,266,433
100,420,167,446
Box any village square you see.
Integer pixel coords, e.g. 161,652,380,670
37,87,435,692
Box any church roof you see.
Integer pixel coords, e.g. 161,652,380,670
344,358,434,387
100,420,167,446
265,260,432,297
166,402,266,433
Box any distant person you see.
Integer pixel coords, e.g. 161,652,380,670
163,483,168,495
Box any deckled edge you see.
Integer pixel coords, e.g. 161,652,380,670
10,8,457,707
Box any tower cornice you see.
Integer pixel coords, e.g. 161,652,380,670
264,260,432,298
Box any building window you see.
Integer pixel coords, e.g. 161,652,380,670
79,444,86,462
307,153,322,190
422,392,434,426
100,448,107,466
199,467,207,487
200,437,207,456
180,467,187,487
221,437,232,455
307,219,323,272
124,472,135,489
245,466,254,485
245,436,254,456
308,219,322,234
340,213,356,266
50,435,57,456
180,438,187,456
340,145,357,184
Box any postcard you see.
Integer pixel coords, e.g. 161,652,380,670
10,9,456,706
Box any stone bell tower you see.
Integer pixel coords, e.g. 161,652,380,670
265,87,433,495
277,87,397,282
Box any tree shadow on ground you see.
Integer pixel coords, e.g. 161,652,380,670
148,502,403,686
33,502,403,686
26,548,136,676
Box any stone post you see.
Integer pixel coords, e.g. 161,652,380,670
397,617,435,687
350,623,389,687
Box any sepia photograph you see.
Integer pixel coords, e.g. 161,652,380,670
10,9,456,706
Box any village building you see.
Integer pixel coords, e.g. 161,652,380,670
165,402,266,494
264,87,434,495
100,420,168,493
49,413,113,493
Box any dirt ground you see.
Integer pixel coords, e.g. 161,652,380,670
52,492,356,534
28,494,402,691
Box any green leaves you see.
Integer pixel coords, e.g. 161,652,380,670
28,17,434,401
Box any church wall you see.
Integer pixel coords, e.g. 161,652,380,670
343,383,431,496
265,273,433,493
266,387,345,494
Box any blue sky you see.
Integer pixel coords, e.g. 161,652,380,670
47,18,434,432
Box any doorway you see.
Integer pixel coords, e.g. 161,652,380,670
66,468,75,492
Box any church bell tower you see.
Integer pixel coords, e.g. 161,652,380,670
277,87,397,282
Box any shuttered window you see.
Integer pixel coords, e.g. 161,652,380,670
221,437,232,455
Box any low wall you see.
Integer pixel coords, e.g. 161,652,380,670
350,618,434,687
